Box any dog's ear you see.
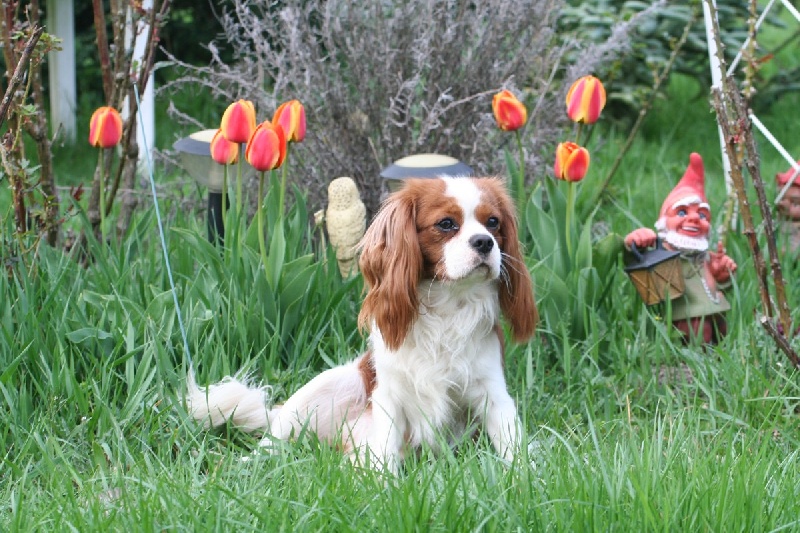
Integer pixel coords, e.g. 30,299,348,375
358,189,422,351
491,180,538,342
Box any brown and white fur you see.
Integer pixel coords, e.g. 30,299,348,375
186,176,538,471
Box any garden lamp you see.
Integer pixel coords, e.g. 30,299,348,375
173,129,253,245
624,240,685,306
380,153,473,192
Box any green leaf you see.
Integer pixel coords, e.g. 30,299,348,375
268,222,287,289
279,257,316,310
65,327,115,355
574,215,595,270
592,232,624,278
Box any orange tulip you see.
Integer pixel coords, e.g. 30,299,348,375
220,99,257,144
492,90,527,132
88,106,123,148
246,121,287,171
565,75,606,124
554,142,590,182
272,99,306,143
209,129,239,165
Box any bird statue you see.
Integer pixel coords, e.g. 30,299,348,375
325,177,366,278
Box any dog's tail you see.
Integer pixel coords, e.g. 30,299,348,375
185,368,271,433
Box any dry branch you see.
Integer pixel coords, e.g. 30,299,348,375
705,0,799,368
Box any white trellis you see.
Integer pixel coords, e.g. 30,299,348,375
47,0,76,141
704,0,800,205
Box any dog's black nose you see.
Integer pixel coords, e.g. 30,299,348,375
469,234,494,255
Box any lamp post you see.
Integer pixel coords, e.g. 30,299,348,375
380,153,473,192
173,129,254,245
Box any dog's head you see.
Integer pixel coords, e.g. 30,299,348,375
357,177,537,350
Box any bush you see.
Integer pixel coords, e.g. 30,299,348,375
558,0,790,121
162,0,655,214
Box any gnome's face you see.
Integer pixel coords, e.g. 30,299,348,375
655,196,711,252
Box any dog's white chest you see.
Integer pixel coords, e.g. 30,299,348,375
371,282,503,446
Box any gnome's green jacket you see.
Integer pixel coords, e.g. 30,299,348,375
668,252,730,321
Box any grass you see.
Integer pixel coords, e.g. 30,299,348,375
3,33,800,533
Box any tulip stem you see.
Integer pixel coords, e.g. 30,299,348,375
515,130,526,213
98,149,106,243
257,171,268,273
236,153,243,220
279,144,290,216
565,180,575,258
221,165,228,235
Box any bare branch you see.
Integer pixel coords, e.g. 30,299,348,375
0,25,42,128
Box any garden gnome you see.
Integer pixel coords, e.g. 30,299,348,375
775,162,800,254
624,153,737,344
325,177,367,278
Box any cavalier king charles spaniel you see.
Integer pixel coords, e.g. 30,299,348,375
187,176,537,471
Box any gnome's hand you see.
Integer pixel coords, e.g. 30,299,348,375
708,242,737,283
624,228,657,250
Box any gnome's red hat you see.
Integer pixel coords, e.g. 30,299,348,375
659,152,707,218
776,161,800,187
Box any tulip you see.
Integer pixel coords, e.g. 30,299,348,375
272,99,306,143
209,129,239,165
492,90,527,132
220,99,256,217
246,121,287,172
209,128,239,228
246,121,288,274
565,75,606,125
220,99,257,144
554,142,590,182
89,106,123,148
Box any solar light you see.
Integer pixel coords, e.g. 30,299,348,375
380,153,473,192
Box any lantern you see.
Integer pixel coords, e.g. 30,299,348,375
624,241,685,306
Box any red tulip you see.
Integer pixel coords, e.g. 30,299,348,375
220,99,256,144
272,99,306,143
209,129,239,165
88,106,123,148
565,75,606,124
492,90,527,132
554,142,590,182
246,122,287,171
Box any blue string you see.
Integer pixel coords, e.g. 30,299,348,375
133,84,193,368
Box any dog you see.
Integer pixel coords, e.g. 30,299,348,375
186,176,538,471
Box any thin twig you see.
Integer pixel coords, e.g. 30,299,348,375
590,12,694,207
0,25,43,129
91,0,113,102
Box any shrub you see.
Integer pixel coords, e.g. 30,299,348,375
162,0,656,214
558,1,789,121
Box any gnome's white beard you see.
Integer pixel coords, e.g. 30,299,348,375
655,217,709,252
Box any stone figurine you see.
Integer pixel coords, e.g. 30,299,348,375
775,161,800,255
325,177,367,278
625,153,737,344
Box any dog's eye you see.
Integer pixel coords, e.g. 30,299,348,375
486,217,500,230
435,218,459,232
